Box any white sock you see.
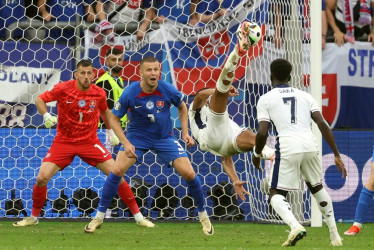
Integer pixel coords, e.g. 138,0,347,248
198,210,208,219
134,212,144,222
353,222,362,229
30,215,38,221
270,194,302,230
313,188,339,239
95,211,105,221
216,49,240,93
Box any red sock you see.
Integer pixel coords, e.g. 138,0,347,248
117,181,140,215
31,184,47,217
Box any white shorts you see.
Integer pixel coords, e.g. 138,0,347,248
201,109,246,157
269,151,322,191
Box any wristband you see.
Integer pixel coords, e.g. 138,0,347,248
253,146,261,158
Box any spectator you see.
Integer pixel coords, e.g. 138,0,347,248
0,0,26,39
155,0,198,25
37,0,93,43
93,0,153,41
95,47,128,152
191,0,241,25
322,0,328,49
326,0,374,46
269,0,311,48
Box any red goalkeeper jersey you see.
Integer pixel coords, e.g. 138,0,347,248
39,80,108,143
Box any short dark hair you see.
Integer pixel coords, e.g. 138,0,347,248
76,59,93,69
270,59,292,82
140,57,159,67
106,47,123,57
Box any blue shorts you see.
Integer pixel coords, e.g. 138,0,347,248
119,135,188,166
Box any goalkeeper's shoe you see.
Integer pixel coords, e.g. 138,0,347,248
137,218,156,228
330,236,343,246
13,217,38,227
199,214,214,236
84,218,103,233
344,225,361,236
236,22,251,54
281,227,306,246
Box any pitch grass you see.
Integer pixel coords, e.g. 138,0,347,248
0,220,374,249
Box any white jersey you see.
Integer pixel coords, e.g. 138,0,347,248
188,104,246,157
257,86,319,156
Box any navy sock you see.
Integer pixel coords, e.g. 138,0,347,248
354,187,374,224
97,172,121,213
186,175,205,212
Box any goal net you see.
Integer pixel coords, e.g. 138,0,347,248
0,0,313,223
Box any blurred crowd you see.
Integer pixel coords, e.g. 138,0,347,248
0,0,373,47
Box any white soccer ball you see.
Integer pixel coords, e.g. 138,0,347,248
238,21,262,47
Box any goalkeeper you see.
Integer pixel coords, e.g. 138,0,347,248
13,60,154,228
189,23,275,202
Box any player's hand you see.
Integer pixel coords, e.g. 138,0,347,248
334,155,347,178
108,129,120,146
228,86,239,97
43,112,57,128
251,155,262,172
123,142,137,158
183,134,195,147
41,11,55,22
334,30,346,46
232,180,250,201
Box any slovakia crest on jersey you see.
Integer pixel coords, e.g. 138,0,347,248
198,30,230,67
156,101,164,109
89,100,96,112
78,100,86,108
322,74,338,126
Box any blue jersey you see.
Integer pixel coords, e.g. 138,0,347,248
157,0,192,24
113,80,186,140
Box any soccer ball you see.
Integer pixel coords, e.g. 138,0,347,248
237,21,262,48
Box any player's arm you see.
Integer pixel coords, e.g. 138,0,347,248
177,101,195,147
192,88,215,110
221,156,249,201
252,121,270,171
311,111,347,178
100,109,120,146
109,112,137,158
35,96,57,128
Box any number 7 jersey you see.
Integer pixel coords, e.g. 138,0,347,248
39,79,108,143
256,85,320,156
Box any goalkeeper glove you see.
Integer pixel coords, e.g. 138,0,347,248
43,112,57,128
108,129,120,146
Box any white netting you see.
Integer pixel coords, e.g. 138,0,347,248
0,0,312,223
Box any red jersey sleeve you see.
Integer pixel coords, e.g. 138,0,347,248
39,82,63,103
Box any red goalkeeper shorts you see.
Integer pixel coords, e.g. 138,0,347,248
42,138,112,169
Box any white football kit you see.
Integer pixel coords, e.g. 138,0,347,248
189,104,247,157
257,85,321,190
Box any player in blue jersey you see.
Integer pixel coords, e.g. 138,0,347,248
85,56,214,236
345,144,374,235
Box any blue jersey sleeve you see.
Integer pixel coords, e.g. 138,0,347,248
112,89,129,118
164,82,186,108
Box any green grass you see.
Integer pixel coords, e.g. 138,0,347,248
0,220,373,249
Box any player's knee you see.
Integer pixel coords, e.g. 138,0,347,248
182,171,196,182
35,176,49,187
306,182,323,194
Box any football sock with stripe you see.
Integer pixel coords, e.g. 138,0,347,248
31,184,47,217
186,175,205,212
354,186,374,226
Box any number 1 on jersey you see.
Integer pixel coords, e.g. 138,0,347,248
79,112,83,122
283,97,296,124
